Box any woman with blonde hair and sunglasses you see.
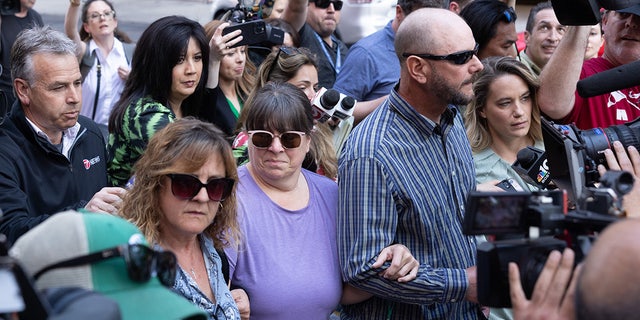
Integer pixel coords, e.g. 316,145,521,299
120,117,247,319
464,56,544,192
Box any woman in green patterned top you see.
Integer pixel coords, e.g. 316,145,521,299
107,16,212,187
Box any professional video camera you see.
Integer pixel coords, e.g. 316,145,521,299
0,0,19,15
218,0,285,54
464,117,638,307
220,0,261,23
459,0,640,309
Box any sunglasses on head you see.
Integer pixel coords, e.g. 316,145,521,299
312,0,343,10
168,174,234,202
268,46,304,78
248,130,306,149
34,243,177,287
502,7,516,23
402,43,479,65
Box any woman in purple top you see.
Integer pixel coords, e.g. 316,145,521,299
225,82,419,319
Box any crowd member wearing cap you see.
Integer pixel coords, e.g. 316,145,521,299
120,117,246,320
9,210,207,320
225,82,419,320
0,26,126,245
537,7,640,129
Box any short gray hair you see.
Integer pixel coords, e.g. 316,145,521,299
10,26,77,85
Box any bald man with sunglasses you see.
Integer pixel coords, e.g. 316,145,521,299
283,0,349,89
337,8,487,319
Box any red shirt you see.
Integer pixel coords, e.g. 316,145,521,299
562,57,640,129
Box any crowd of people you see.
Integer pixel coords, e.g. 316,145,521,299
2,0,640,319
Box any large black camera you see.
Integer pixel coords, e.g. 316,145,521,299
464,117,638,307
541,117,640,207
464,188,625,307
0,0,20,15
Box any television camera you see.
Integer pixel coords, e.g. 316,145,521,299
463,116,639,308
218,0,285,53
0,0,19,15
461,0,640,308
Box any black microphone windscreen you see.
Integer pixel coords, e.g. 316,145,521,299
516,147,537,167
577,60,640,98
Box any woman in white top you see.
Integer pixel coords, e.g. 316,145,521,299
65,0,133,137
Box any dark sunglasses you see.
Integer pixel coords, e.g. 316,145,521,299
268,46,304,78
168,174,234,202
402,43,479,65
312,0,343,10
502,7,517,23
248,130,306,149
34,243,177,287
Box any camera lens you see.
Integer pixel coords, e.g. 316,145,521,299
580,118,640,167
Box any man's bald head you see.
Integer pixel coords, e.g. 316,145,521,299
576,219,640,320
394,8,475,62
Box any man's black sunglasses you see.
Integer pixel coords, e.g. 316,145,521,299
33,243,177,287
402,43,479,65
312,0,343,10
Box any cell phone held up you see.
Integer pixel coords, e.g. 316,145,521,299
221,20,284,48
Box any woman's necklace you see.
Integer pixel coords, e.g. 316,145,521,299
190,266,198,281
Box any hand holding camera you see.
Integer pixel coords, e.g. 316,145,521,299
508,248,580,320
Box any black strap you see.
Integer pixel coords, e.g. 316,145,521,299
216,248,230,284
92,57,101,120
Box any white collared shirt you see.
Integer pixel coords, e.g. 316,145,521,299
80,38,129,126
25,117,81,160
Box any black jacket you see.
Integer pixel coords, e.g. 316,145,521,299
0,102,108,245
199,87,239,141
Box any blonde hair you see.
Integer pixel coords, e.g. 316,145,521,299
120,117,240,249
464,56,542,153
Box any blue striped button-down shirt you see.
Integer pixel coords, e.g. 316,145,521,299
338,88,479,319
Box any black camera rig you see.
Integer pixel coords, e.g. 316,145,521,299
463,116,640,307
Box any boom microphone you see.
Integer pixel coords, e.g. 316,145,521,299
512,146,553,189
577,60,640,98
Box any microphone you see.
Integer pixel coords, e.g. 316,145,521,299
332,95,357,120
512,146,553,189
311,88,340,123
577,60,640,98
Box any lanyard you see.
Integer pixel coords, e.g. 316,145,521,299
313,32,341,75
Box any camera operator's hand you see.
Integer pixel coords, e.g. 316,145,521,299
509,248,580,320
599,141,640,218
